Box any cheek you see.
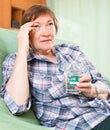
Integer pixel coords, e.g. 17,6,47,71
52,29,56,37
29,32,38,49
30,31,39,43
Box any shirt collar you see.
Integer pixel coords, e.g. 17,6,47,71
27,46,58,62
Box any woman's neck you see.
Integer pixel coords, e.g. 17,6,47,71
36,49,57,63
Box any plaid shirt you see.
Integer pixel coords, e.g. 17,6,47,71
1,44,110,130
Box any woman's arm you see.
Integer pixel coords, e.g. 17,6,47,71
6,22,34,105
6,52,29,105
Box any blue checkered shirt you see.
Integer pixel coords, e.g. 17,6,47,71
1,44,110,130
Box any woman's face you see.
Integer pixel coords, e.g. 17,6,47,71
29,14,56,55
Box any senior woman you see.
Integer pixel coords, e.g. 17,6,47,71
1,4,110,130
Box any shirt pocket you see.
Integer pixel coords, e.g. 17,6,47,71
28,72,51,89
48,75,67,99
28,71,67,101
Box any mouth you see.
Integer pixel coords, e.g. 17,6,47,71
40,39,52,43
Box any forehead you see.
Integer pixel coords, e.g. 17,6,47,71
32,14,53,23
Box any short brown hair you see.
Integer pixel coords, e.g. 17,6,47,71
21,4,58,33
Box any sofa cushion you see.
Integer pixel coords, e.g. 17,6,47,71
0,28,18,89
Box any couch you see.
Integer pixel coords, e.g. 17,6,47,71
0,28,49,130
0,28,110,130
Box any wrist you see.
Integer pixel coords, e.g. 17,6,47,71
18,50,29,56
92,84,108,99
89,84,99,98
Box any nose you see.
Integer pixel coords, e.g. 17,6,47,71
41,26,51,36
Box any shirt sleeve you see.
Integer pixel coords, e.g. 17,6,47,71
0,53,31,114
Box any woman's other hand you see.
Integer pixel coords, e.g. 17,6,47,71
76,74,98,98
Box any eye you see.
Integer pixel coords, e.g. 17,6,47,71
33,25,39,28
49,22,54,26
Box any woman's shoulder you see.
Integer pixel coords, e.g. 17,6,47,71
55,43,81,53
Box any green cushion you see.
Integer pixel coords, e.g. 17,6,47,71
0,28,49,130
0,28,18,88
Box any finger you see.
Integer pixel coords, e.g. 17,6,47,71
20,22,35,33
79,75,91,83
20,22,34,29
76,86,91,93
77,82,91,88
